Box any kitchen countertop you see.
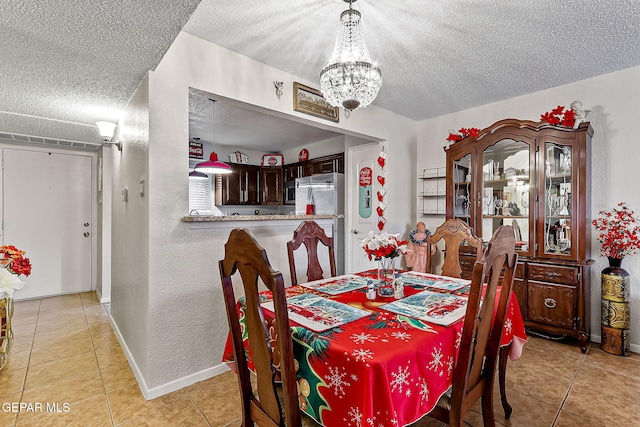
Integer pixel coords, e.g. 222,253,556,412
182,214,344,222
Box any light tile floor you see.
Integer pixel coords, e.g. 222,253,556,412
1,292,639,426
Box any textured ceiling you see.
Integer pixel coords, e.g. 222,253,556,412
0,0,201,147
185,0,640,120
1,0,639,150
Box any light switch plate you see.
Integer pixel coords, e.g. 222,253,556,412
122,187,128,202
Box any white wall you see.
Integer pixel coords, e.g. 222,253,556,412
111,31,416,397
110,74,151,384
417,65,640,351
280,135,346,163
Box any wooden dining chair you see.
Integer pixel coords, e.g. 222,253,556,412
287,220,337,286
426,219,483,278
427,225,518,427
219,228,317,427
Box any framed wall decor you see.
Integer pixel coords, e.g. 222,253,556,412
293,82,339,123
189,140,204,159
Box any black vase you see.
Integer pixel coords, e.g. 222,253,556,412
600,257,631,356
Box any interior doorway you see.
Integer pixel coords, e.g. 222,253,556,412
2,147,93,300
346,142,379,273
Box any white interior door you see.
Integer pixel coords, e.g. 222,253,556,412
2,148,92,300
346,142,379,273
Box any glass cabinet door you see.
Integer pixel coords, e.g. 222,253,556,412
452,153,472,227
542,141,573,256
481,139,531,251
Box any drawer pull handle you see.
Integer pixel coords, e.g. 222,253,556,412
544,271,562,278
544,298,557,309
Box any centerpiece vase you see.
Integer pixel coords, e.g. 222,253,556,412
377,257,395,297
0,297,14,371
600,257,631,356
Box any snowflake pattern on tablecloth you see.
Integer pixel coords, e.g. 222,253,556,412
504,318,513,334
455,330,462,349
326,366,351,397
446,356,455,377
390,364,411,393
418,378,429,403
391,331,411,342
352,347,375,362
351,332,377,344
427,346,444,374
347,407,363,427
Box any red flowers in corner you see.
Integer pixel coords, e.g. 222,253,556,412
591,202,640,259
446,127,481,143
540,105,576,128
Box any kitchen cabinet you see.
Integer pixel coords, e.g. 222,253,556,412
284,153,344,181
219,164,283,206
314,154,344,174
445,119,593,352
261,167,283,205
219,164,260,205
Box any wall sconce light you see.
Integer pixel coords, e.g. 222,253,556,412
96,121,122,151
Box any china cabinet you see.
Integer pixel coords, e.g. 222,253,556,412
444,119,593,352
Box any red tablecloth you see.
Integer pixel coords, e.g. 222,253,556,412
223,270,527,427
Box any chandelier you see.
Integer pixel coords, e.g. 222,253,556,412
320,0,381,112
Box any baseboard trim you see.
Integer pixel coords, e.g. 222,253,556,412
107,312,230,400
95,288,110,304
143,363,231,400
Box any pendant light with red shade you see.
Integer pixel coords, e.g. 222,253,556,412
194,99,232,175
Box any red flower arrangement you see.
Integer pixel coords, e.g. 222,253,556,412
540,105,576,128
591,202,640,259
360,232,408,261
0,245,31,277
446,127,481,143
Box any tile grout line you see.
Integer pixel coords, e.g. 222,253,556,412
549,342,590,427
12,299,41,427
82,293,117,427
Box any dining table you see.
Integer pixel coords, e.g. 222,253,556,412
222,269,527,427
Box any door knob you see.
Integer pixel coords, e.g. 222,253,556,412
352,229,360,235
83,232,90,237
84,222,90,227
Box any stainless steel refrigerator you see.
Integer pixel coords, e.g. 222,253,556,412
295,173,345,215
295,172,345,274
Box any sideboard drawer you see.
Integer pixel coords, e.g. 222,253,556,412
528,263,578,285
528,280,576,329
